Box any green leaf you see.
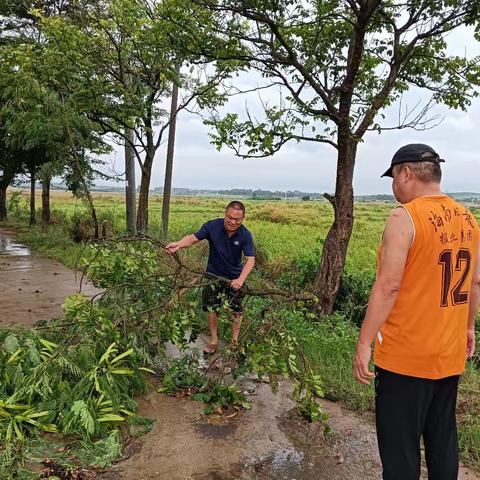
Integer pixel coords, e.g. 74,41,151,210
138,367,155,374
110,368,134,375
110,348,134,365
6,348,23,365
39,338,58,351
70,400,95,435
4,334,20,354
98,414,125,423
99,342,118,365
13,420,24,442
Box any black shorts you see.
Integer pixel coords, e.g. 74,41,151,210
201,277,245,314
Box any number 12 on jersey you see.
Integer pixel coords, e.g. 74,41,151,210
438,248,471,307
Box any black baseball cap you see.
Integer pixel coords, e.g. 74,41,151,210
381,143,445,178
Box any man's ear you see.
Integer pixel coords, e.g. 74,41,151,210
403,165,412,181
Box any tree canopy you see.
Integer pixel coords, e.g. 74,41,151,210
189,0,480,311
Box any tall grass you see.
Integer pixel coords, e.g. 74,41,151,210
288,314,374,413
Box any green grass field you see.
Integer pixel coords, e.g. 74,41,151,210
6,189,392,274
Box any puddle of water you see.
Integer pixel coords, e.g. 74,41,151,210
270,447,304,471
0,235,31,256
243,447,305,478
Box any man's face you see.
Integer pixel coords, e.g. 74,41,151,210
224,207,244,233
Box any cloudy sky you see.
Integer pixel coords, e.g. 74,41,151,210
99,27,480,196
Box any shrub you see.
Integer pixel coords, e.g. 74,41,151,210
70,213,95,242
7,191,29,218
333,270,375,327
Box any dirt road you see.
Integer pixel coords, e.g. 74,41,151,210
0,227,100,326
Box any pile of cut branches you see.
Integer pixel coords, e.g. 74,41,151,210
0,236,325,478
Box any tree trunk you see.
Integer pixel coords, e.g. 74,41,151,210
29,166,36,225
136,132,155,234
89,194,99,239
125,128,137,235
161,74,180,239
136,159,152,234
41,174,51,231
0,185,7,221
314,134,357,314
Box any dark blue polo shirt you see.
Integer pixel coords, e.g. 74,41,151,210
194,218,255,280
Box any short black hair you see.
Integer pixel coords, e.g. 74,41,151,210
226,201,245,215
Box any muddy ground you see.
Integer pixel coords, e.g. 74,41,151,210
1,227,478,480
0,227,100,327
99,374,478,480
100,380,382,480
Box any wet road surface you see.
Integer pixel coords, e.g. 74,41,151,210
0,227,100,327
98,378,479,480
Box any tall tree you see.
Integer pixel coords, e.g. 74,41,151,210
38,0,231,233
0,141,48,221
0,0,77,44
124,127,136,234
0,36,108,222
193,0,480,313
0,49,51,220
161,64,180,239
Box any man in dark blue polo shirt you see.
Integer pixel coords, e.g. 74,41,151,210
166,201,255,354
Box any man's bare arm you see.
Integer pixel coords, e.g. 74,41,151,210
231,256,255,290
353,207,414,384
165,234,200,254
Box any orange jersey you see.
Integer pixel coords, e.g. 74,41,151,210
374,195,479,379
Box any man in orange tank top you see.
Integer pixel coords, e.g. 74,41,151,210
353,144,480,480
